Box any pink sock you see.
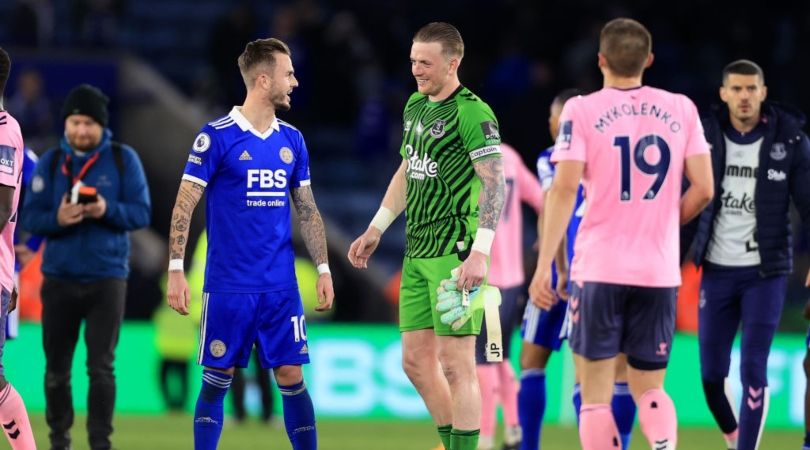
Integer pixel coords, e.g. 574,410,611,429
496,361,519,428
580,403,621,449
477,364,500,438
638,389,677,450
0,383,36,450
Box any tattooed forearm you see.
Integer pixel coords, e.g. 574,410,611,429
473,156,505,230
169,180,205,260
291,186,329,266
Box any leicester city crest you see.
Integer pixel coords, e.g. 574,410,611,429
430,120,447,138
209,339,226,358
279,147,294,164
770,143,786,161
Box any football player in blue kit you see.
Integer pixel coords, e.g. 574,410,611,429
166,38,334,450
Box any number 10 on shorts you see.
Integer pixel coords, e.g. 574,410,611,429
291,315,307,342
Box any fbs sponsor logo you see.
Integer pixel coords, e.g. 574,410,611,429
239,150,252,161
188,154,202,165
405,144,438,180
767,169,786,181
480,121,500,144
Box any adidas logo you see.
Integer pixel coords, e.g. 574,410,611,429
299,344,308,354
239,150,252,161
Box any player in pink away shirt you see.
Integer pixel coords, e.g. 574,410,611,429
528,18,715,450
0,47,37,450
475,143,542,450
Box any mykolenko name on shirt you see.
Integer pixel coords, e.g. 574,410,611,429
594,103,682,134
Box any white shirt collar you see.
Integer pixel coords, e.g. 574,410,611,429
229,106,280,139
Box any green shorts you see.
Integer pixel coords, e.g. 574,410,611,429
399,253,484,336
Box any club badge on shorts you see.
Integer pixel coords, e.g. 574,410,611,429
209,339,226,358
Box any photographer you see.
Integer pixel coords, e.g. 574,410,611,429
21,84,151,450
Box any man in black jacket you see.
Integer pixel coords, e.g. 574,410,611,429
682,59,810,450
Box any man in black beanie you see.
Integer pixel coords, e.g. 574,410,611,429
21,84,152,450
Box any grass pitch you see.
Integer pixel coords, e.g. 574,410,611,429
26,414,799,449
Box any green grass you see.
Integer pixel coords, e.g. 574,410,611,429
27,414,800,449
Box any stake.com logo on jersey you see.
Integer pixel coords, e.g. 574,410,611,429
245,169,288,207
405,144,438,180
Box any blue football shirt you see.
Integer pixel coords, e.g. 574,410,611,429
183,107,311,293
536,146,584,262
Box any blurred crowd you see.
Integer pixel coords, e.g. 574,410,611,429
1,0,809,327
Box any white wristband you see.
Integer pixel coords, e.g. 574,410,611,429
168,259,184,272
471,228,496,256
369,206,397,233
317,264,331,275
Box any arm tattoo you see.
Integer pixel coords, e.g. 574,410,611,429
169,180,205,260
473,157,505,230
291,185,329,266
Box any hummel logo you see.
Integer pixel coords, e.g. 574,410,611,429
3,420,18,439
239,150,252,161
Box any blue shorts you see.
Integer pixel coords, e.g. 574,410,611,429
198,288,310,370
568,281,677,370
522,296,568,351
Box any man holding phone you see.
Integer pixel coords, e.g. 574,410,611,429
21,84,151,450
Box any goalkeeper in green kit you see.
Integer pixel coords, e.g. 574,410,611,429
348,22,505,450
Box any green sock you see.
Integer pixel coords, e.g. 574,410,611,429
450,428,480,450
437,424,452,449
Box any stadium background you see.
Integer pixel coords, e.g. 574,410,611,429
0,0,808,448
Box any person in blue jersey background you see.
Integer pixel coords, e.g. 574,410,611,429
165,38,334,450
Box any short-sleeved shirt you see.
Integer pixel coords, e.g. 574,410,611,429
400,86,501,258
537,146,585,263
487,143,542,288
552,86,710,287
0,113,23,293
182,107,311,293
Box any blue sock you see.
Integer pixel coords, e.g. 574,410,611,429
194,370,232,450
517,368,545,450
279,380,317,450
573,383,582,425
611,382,636,450
804,431,810,449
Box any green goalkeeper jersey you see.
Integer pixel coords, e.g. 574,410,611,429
399,85,502,258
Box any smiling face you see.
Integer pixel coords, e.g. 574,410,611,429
264,53,297,111
410,41,457,99
720,73,767,127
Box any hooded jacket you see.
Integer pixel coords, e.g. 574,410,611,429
21,129,151,282
682,102,810,276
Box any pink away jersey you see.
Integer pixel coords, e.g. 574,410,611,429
551,86,710,287
488,143,543,288
0,112,23,293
